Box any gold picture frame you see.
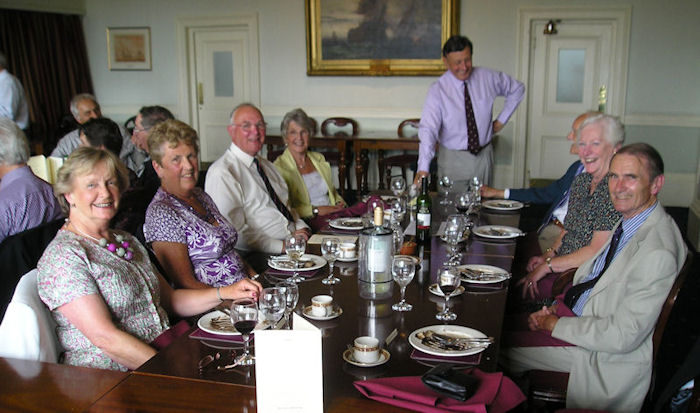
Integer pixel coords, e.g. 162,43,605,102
305,0,458,76
106,27,152,71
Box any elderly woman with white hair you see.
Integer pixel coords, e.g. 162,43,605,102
37,147,261,371
0,118,62,243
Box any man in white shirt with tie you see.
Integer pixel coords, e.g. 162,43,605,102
206,103,309,259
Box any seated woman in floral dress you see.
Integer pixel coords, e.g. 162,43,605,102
144,119,258,288
38,147,261,371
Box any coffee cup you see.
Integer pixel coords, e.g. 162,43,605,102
311,295,333,317
340,242,356,259
353,336,380,363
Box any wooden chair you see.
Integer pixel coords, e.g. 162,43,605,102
528,252,694,409
379,118,420,189
321,117,357,194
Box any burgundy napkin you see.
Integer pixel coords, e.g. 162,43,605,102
150,320,190,350
502,301,576,348
189,327,246,343
265,267,320,279
309,196,385,232
410,349,482,366
354,368,525,413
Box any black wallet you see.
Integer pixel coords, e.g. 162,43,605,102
421,363,480,402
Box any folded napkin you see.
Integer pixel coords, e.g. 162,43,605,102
354,368,525,413
189,327,246,343
150,319,191,350
410,349,482,366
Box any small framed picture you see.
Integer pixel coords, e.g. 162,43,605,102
106,27,152,71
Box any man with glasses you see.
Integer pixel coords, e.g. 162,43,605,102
130,105,174,181
206,103,309,265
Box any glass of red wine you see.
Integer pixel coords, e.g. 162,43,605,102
231,298,258,366
436,266,461,321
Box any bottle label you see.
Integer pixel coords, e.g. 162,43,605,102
368,247,387,272
417,213,431,229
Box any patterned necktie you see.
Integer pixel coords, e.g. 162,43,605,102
464,82,480,155
563,225,624,309
253,158,295,223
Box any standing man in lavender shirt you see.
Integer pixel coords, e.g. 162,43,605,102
0,118,62,243
414,35,525,188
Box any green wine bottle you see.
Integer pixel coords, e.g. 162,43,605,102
416,176,431,243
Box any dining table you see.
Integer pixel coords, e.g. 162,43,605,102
0,199,527,412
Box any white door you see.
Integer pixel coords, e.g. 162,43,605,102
189,27,259,163
526,20,618,180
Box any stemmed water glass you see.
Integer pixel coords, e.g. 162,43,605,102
443,218,464,266
284,233,306,283
456,191,474,215
276,280,299,329
390,176,407,197
230,298,258,365
436,265,461,321
469,176,482,209
392,256,415,311
439,175,453,205
258,287,286,327
321,237,341,285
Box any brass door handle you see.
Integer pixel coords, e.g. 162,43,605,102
198,82,204,105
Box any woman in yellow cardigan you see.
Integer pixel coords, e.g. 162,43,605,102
273,108,346,219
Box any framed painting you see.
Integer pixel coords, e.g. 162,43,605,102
106,27,152,71
305,0,458,76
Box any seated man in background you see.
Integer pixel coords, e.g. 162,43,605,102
501,143,687,411
0,118,62,243
206,103,309,270
51,93,145,175
79,117,123,157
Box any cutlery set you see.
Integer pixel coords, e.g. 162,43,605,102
415,330,493,352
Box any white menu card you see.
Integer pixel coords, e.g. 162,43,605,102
255,313,323,412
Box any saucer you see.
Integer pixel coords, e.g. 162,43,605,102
302,305,343,321
343,348,390,367
336,256,358,262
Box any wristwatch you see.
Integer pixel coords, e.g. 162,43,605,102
312,206,319,217
545,257,554,273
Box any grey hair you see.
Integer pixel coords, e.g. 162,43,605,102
139,105,174,130
0,51,7,68
0,118,30,165
229,102,261,124
280,108,314,137
70,93,98,118
576,113,625,146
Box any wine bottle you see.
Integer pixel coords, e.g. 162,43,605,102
416,177,431,242
358,206,394,284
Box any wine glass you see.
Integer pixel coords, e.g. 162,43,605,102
443,220,463,266
392,256,415,311
230,298,258,365
284,233,306,283
321,237,341,285
276,280,299,329
439,175,453,205
389,197,406,225
436,266,461,321
455,191,474,215
469,176,482,206
259,287,285,327
390,176,407,197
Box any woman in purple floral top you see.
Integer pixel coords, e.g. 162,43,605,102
144,119,258,288
38,148,261,371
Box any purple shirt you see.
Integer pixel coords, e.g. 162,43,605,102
0,165,63,243
144,187,245,287
417,67,525,171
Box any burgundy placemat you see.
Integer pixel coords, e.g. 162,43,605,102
189,328,245,343
410,348,483,366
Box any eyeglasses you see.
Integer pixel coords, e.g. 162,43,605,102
232,122,267,132
132,127,149,134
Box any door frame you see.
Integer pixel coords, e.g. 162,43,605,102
513,6,631,187
175,14,260,129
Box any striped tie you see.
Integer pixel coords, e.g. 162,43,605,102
253,158,295,223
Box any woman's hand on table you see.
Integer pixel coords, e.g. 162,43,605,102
317,205,343,216
527,255,545,272
224,278,263,301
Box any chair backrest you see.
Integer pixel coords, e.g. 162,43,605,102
397,118,420,138
321,117,358,137
653,251,693,363
0,269,63,362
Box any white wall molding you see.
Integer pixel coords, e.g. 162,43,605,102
623,113,700,128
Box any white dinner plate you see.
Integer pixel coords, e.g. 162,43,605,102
197,310,270,336
428,283,465,297
409,325,490,357
343,348,390,367
457,264,511,284
473,225,524,239
482,199,524,211
302,305,343,321
329,217,365,231
267,254,326,272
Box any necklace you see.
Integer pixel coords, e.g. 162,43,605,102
294,155,307,170
69,221,134,261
